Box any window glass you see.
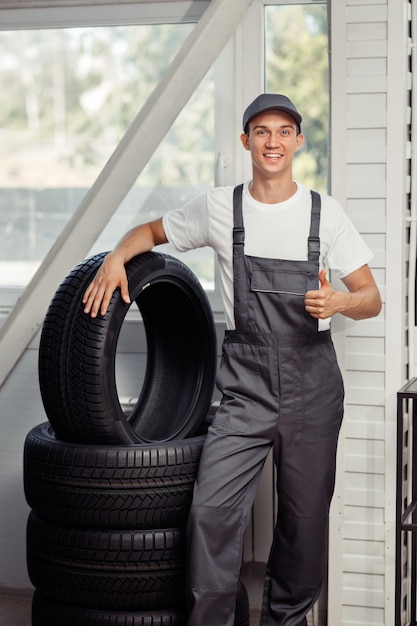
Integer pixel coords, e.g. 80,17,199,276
0,23,215,289
265,3,329,193
1,3,329,299
89,71,215,291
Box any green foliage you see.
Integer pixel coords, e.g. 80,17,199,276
265,4,329,192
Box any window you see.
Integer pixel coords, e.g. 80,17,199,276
265,2,329,194
0,21,216,290
0,0,329,314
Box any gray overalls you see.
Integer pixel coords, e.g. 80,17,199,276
186,185,345,626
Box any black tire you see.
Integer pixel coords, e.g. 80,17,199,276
24,422,204,529
32,592,185,626
31,580,249,625
38,251,217,444
27,512,186,610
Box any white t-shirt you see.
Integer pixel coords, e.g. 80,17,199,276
163,181,374,330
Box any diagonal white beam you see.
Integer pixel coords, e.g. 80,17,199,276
0,0,254,388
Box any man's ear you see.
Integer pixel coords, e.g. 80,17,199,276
295,133,304,151
240,132,250,151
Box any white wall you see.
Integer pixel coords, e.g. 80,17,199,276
0,327,41,588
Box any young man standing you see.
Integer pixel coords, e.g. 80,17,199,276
84,94,381,625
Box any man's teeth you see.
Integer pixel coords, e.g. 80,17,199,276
265,153,282,158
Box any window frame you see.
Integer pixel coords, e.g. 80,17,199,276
0,2,210,29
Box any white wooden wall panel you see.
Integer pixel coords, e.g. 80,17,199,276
344,520,385,542
347,129,386,162
348,0,385,4
349,198,386,228
347,40,387,58
346,352,384,371
345,370,384,390
346,4,387,22
344,389,384,414
345,504,384,526
342,606,384,626
334,1,392,621
347,75,387,94
348,91,387,109
344,418,385,441
348,108,387,128
345,454,385,475
335,0,409,620
343,585,384,609
344,487,384,510
347,22,387,42
348,58,387,78
345,315,385,338
345,436,384,458
347,93,387,127
345,336,384,355
347,164,386,197
344,571,384,594
343,550,385,576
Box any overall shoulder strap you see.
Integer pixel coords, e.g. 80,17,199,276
232,184,245,256
308,189,321,265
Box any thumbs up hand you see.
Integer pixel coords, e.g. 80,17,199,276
304,268,337,320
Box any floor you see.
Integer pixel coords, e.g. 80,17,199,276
0,590,33,626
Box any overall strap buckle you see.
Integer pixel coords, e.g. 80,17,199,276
308,237,320,254
233,226,245,247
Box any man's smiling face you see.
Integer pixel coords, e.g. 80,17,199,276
240,110,304,182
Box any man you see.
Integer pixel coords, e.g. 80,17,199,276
83,94,381,625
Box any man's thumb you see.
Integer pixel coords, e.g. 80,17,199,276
319,268,329,286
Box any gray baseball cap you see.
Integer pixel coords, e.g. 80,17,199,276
242,94,302,132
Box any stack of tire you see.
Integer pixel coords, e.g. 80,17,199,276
24,252,249,626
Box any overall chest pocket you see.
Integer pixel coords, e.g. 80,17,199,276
250,268,308,296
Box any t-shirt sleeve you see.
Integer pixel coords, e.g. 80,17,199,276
323,200,374,278
162,193,210,251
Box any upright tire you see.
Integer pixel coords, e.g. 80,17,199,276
38,251,217,444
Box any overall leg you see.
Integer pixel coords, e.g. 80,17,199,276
261,428,339,626
260,340,344,626
186,342,280,626
186,422,270,626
